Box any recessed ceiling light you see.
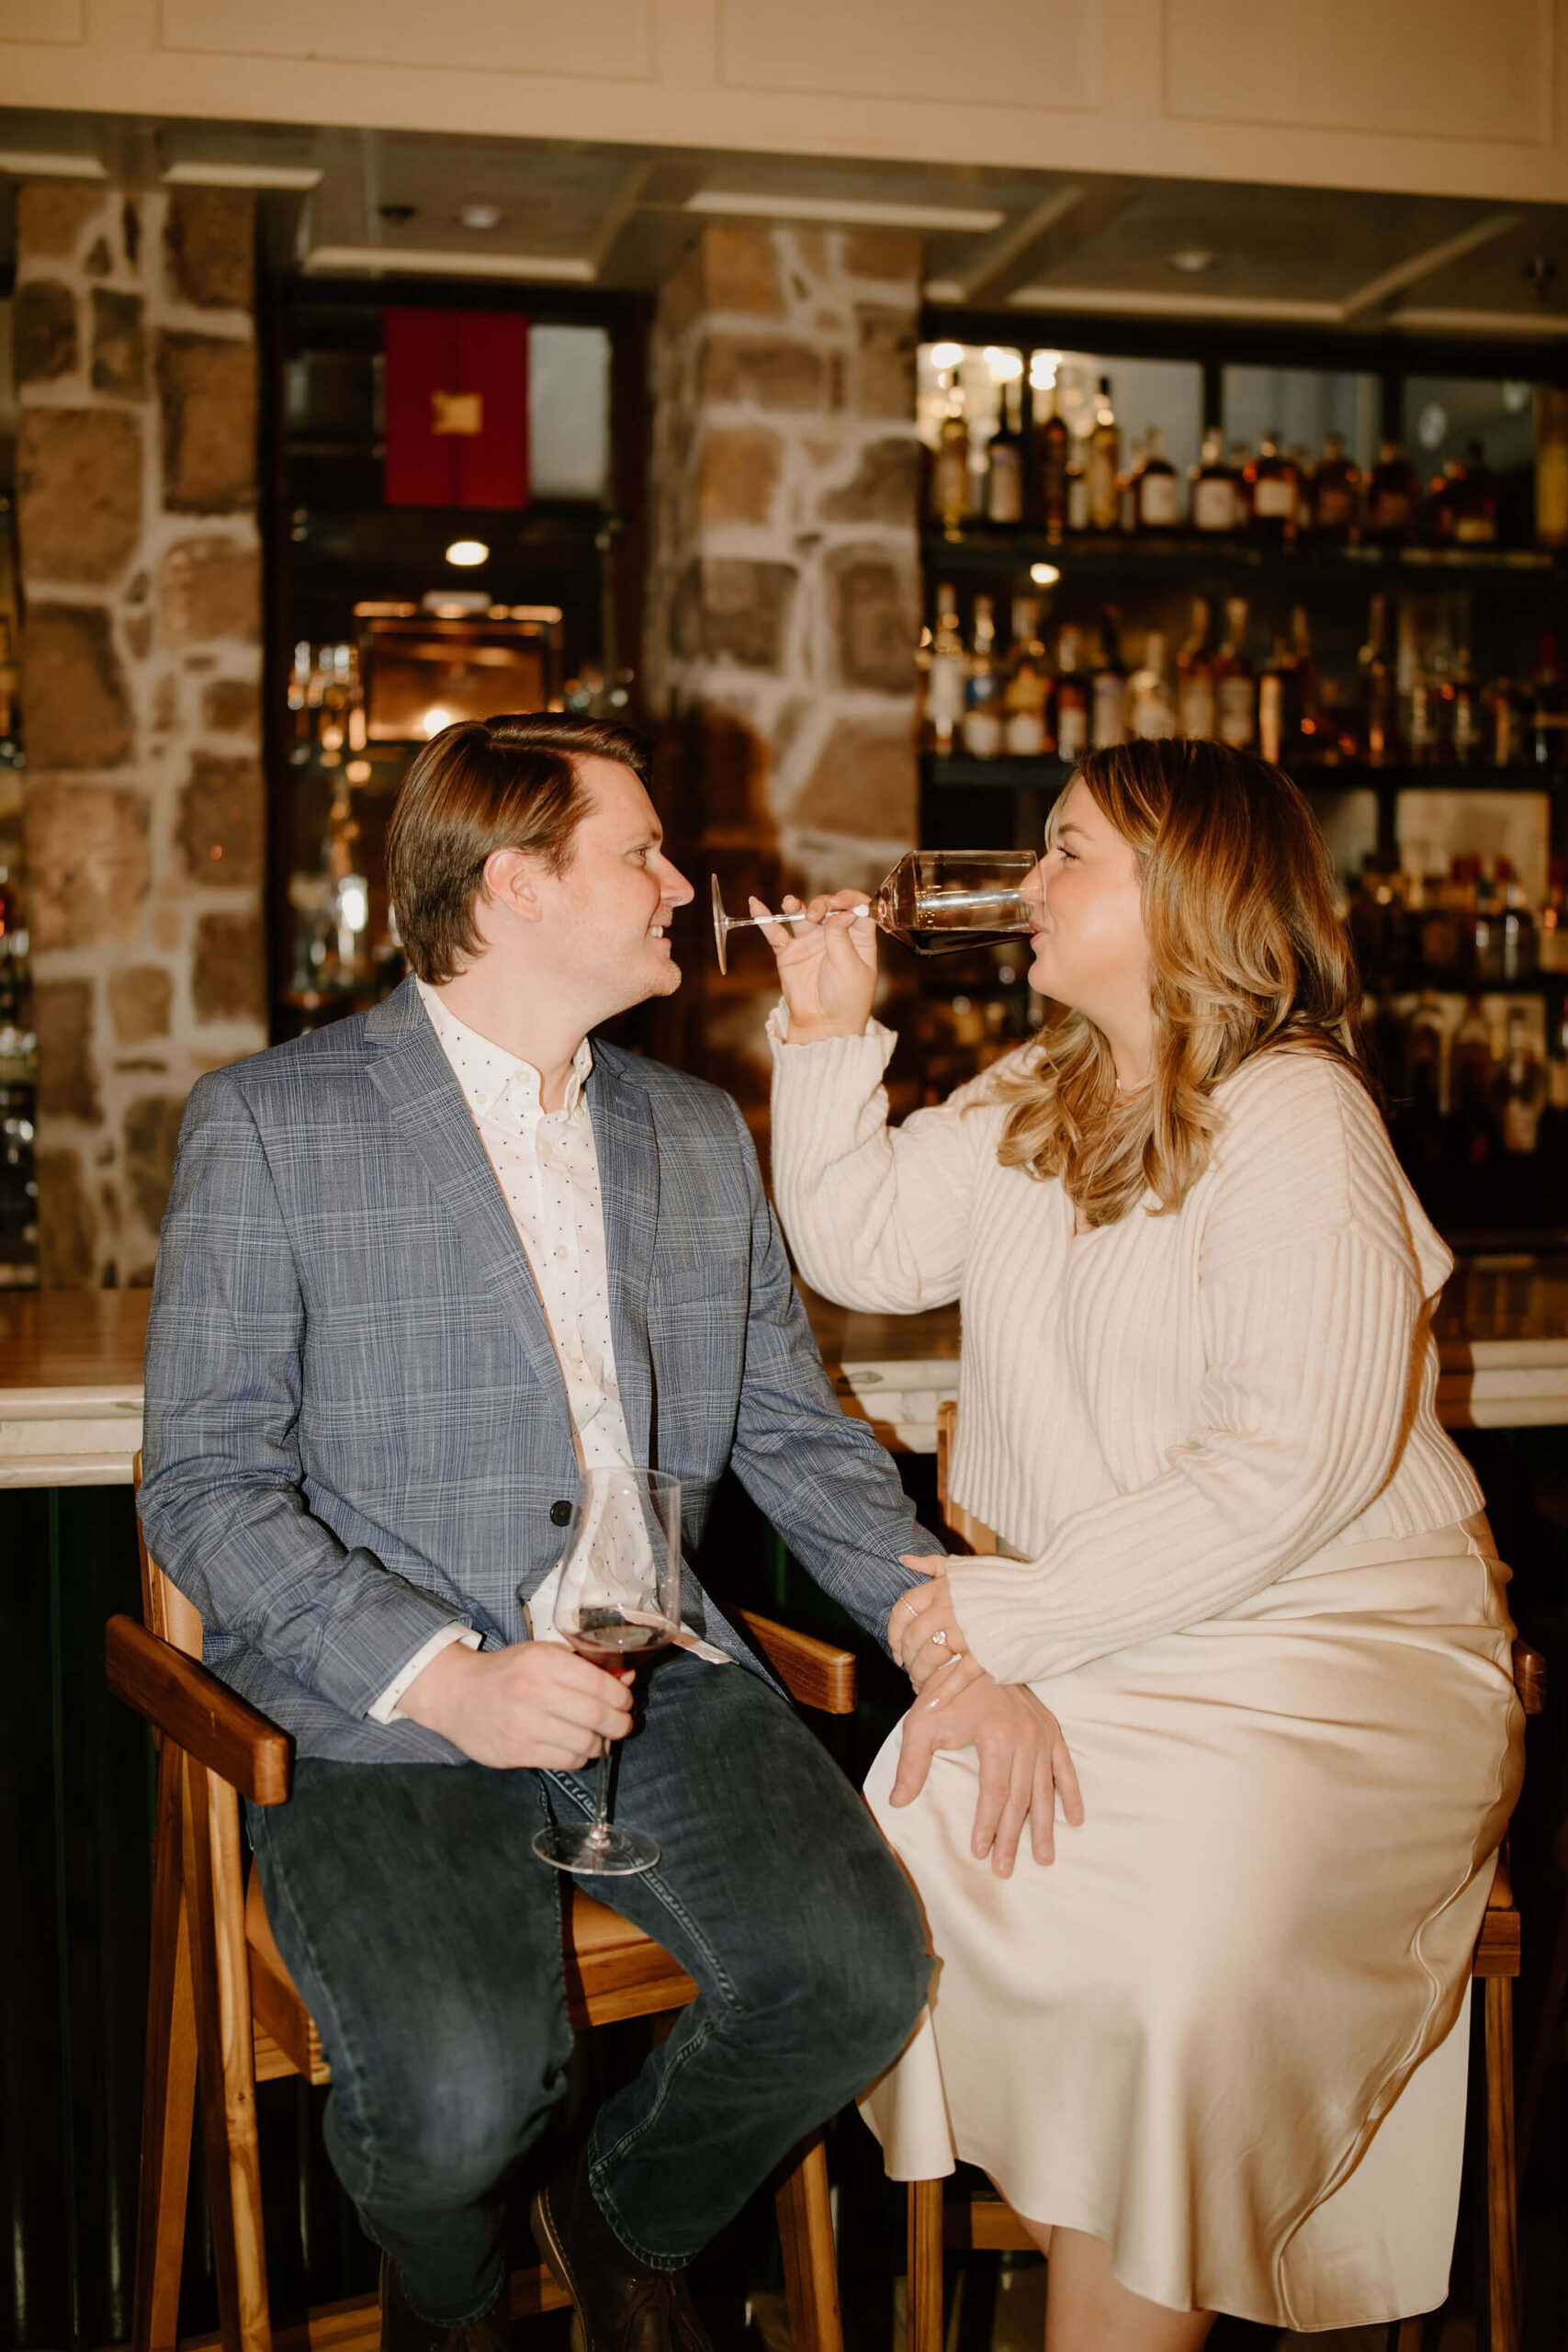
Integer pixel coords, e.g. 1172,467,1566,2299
928,341,965,371
458,205,504,232
445,539,490,568
1029,563,1061,587
1168,249,1217,275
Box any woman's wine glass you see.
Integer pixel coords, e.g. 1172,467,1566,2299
710,851,1040,974
530,1467,682,1878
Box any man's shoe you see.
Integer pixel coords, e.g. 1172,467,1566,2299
529,2145,712,2352
378,2252,510,2352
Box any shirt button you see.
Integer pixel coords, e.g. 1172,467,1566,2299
550,1499,572,1527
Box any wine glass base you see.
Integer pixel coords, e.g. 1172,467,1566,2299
532,1820,661,1877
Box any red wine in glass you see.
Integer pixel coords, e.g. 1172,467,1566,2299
565,1610,673,1672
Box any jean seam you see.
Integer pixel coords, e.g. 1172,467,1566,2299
542,1768,741,2012
587,2012,716,2269
249,1807,387,2211
399,2261,508,2332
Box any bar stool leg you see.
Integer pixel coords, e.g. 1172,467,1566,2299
134,1736,198,2352
774,2129,843,2352
908,2179,944,2352
1483,1975,1519,2352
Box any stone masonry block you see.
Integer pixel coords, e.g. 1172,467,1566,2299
25,784,150,953
202,676,261,732
694,558,797,671
34,978,101,1122
18,410,143,587
788,716,919,842
17,183,102,260
160,535,261,646
193,908,266,1025
164,187,255,311
37,1148,99,1290
176,751,264,888
21,605,133,769
700,224,785,320
15,280,78,384
111,967,173,1046
841,229,923,283
700,335,823,413
158,333,257,514
697,425,784,527
825,547,919,695
818,436,922,526
91,288,146,396
123,1096,187,1233
853,306,918,420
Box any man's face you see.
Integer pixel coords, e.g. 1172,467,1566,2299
529,758,695,1018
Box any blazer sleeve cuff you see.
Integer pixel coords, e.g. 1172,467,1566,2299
307,1573,479,1721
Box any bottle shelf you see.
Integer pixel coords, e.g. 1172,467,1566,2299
921,753,1564,794
921,527,1563,587
1365,968,1568,999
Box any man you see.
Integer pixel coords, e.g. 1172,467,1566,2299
140,713,1057,2352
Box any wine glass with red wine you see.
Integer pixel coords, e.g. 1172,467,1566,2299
530,1467,682,1878
710,850,1041,974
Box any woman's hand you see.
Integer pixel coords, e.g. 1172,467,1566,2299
755,889,877,1042
889,1555,973,1686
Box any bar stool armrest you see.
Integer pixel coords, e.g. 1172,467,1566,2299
106,1614,294,1805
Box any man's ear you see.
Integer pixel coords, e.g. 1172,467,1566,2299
481,845,545,925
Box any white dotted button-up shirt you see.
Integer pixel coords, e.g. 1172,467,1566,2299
370,981,724,1724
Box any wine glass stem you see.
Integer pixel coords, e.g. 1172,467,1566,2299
587,1741,615,1849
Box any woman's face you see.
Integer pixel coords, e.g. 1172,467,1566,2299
1021,780,1150,1031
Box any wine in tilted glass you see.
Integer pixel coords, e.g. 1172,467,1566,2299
710,850,1040,974
529,1467,682,1878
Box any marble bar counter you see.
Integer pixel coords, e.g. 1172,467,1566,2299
2,1260,1567,1489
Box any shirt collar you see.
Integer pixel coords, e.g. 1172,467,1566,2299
416,979,592,1121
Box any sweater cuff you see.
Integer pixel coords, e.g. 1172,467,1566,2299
766,1000,895,1061
946,1555,1049,1685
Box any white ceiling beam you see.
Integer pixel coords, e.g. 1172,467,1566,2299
1006,285,1342,322
685,189,1003,234
1337,210,1522,320
586,158,659,276
0,149,106,179
161,160,323,190
1391,304,1568,338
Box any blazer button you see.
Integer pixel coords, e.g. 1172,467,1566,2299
550,1499,572,1526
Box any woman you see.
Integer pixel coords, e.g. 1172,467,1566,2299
760,741,1522,2348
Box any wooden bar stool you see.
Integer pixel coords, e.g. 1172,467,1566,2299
906,1402,1543,2352
108,1464,852,2352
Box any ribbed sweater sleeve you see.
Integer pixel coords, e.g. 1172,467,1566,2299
945,1056,1431,1683
768,1008,1020,1312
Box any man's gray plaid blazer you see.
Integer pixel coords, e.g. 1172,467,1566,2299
139,977,942,1763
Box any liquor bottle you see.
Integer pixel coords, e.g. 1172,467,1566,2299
1449,650,1482,767
1214,598,1257,750
962,594,1003,758
1357,594,1398,765
1002,596,1054,757
1472,864,1505,983
931,390,970,540
1128,630,1178,740
1031,374,1071,542
1497,1005,1544,1155
1531,631,1568,768
1190,430,1241,534
1258,635,1297,765
1176,596,1216,740
1133,425,1182,532
1087,377,1121,533
1310,432,1360,541
1066,448,1090,535
984,379,1025,530
1291,607,1325,758
1246,432,1299,546
1091,611,1128,750
1450,995,1498,1170
1490,675,1524,768
925,582,968,753
1364,441,1421,545
1117,439,1143,536
1449,441,1498,545
1497,862,1539,981
1406,990,1448,1113
1405,662,1440,767
1055,627,1089,762
1536,389,1568,548
1540,857,1568,973
1540,1002,1568,1189
1228,444,1255,528
1289,446,1315,538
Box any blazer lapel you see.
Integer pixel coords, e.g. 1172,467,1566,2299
365,981,570,1414
588,1052,659,1467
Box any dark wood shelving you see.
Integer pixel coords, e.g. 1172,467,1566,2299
921,753,1564,795
921,527,1563,587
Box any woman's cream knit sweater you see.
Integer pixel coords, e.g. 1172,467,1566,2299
768,1014,1484,1688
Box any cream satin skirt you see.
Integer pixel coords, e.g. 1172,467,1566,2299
860,1516,1523,2332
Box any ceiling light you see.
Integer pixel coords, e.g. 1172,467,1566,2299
928,341,965,371
458,204,504,231
423,707,454,737
687,191,1004,234
1029,350,1061,390
1168,249,1217,274
1029,563,1062,588
984,347,1025,382
0,149,107,180
304,245,594,282
162,161,322,189
445,539,490,568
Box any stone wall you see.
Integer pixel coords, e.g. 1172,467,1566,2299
643,221,922,1114
16,180,265,1286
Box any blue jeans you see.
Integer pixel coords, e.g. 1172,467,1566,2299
249,1651,930,2325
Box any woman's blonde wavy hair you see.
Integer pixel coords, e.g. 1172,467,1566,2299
996,738,1369,1228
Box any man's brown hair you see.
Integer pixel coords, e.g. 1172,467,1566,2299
387,712,653,984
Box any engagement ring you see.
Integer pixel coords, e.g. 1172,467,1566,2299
931,1628,949,1645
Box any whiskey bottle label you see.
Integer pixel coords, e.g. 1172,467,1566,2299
1191,479,1236,532
1178,678,1215,738
1253,478,1295,520
1004,710,1046,757
1057,697,1089,757
987,447,1024,526
1217,679,1257,746
1138,475,1182,529
1092,675,1125,748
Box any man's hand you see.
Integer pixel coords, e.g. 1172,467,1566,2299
890,1673,1084,1878
399,1638,635,1770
